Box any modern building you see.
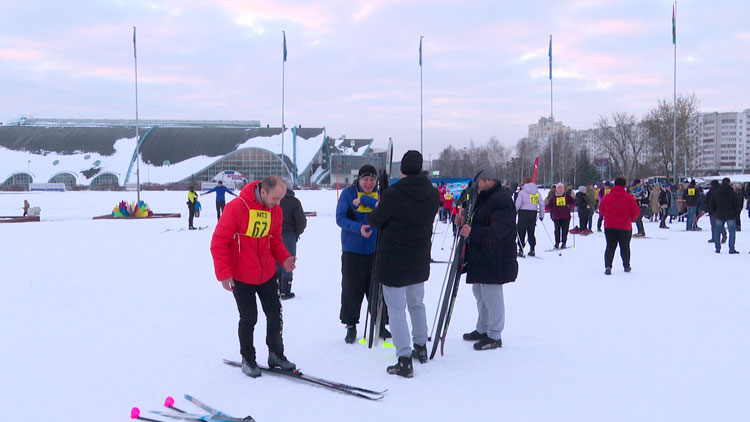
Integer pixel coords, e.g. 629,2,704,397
0,117,385,190
694,110,750,173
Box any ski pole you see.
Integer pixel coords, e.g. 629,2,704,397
130,407,162,422
540,219,561,256
440,219,452,250
429,233,460,341
164,397,186,413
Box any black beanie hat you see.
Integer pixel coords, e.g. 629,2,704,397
400,150,423,176
358,164,377,179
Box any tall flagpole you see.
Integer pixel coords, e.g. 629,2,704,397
282,31,287,175
672,2,678,183
133,26,141,204
549,35,554,184
419,36,424,155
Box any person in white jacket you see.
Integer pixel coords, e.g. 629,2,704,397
514,177,545,257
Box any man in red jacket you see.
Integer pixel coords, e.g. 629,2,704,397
598,176,640,275
210,175,297,378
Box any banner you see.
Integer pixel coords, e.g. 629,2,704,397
532,156,540,183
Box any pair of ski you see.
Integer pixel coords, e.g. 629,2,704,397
223,359,385,401
429,170,482,359
131,394,254,422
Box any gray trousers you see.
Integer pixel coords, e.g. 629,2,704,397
382,283,428,358
472,283,505,341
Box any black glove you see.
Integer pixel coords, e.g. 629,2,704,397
378,171,389,192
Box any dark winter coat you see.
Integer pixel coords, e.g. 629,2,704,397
684,185,700,207
708,184,742,221
368,174,441,288
658,189,671,208
464,182,518,285
280,189,307,237
575,192,590,213
549,192,575,220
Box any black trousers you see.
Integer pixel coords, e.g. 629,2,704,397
635,207,646,234
187,204,196,228
604,228,632,269
232,276,284,362
340,252,388,326
553,218,570,246
216,201,226,219
517,210,538,250
578,209,590,230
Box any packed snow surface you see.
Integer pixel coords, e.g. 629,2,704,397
1,189,749,421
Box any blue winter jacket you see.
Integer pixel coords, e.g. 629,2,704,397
203,185,237,202
336,182,379,254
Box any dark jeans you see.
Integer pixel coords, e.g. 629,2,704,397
553,218,570,247
517,210,538,250
587,212,593,231
232,276,284,362
276,232,297,294
635,207,646,234
187,203,196,228
604,228,632,269
216,201,226,219
597,213,604,231
686,206,697,230
340,252,388,326
714,219,737,252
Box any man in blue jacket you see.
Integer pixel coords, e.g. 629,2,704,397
202,180,238,219
336,164,390,344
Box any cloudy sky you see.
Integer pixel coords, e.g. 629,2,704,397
1,0,748,158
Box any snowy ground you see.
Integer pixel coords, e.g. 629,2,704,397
1,189,749,421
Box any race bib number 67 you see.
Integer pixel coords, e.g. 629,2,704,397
246,210,271,238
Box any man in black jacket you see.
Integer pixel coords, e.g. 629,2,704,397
456,174,518,351
276,178,307,299
368,150,441,378
708,177,742,254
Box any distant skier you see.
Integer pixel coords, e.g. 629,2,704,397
187,186,198,230
549,183,575,249
23,199,30,217
276,178,307,299
368,150,440,377
515,176,544,257
598,177,639,275
201,180,237,219
571,186,590,235
456,173,518,351
210,175,297,378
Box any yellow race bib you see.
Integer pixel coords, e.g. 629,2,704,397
529,193,539,204
246,210,271,238
556,196,566,206
605,189,611,195
688,188,695,196
356,191,379,213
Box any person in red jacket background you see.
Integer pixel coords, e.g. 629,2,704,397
210,174,297,378
598,176,640,275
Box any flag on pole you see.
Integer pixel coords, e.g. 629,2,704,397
419,36,423,66
672,4,677,44
548,36,552,80
533,156,540,183
283,31,287,62
132,27,137,59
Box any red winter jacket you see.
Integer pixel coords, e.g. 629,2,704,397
210,181,291,285
598,185,640,231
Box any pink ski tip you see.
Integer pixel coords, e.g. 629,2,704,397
130,407,141,418
164,396,175,407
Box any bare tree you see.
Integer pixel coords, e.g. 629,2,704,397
642,93,699,182
595,112,644,180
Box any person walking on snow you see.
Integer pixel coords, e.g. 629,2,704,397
201,180,238,219
276,178,307,300
186,186,199,230
599,177,640,275
456,173,518,351
209,175,297,378
708,177,742,254
571,186,590,234
549,183,575,249
336,164,390,344
515,176,544,257
368,150,441,378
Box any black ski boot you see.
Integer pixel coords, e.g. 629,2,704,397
462,330,488,341
605,267,612,275
473,336,502,350
379,326,392,339
386,356,413,378
528,248,535,257
344,325,356,344
517,248,525,258
241,358,261,378
411,343,428,364
268,351,296,371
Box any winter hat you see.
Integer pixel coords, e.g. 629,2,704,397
358,164,377,179
523,177,533,184
284,178,294,190
604,181,611,187
578,186,586,192
555,183,564,189
400,150,423,176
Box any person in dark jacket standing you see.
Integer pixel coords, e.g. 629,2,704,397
202,180,238,219
705,180,726,243
599,177,640,275
709,177,742,254
571,186,590,234
549,183,575,249
187,186,198,230
684,180,700,230
456,174,518,351
336,165,390,344
368,151,441,378
276,178,307,299
657,184,671,229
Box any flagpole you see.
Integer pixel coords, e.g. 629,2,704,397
549,35,554,185
673,2,678,184
133,26,141,204
420,36,424,155
281,30,286,175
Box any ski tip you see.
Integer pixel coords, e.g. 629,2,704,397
130,407,141,419
164,396,175,408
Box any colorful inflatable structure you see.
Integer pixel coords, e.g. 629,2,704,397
111,200,154,218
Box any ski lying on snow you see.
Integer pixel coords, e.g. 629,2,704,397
544,246,571,252
183,395,239,420
148,410,253,422
222,359,385,400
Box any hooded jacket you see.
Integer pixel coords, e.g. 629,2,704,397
708,183,742,221
210,181,291,285
280,189,307,237
336,180,379,254
598,185,640,230
515,182,545,217
368,174,441,288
